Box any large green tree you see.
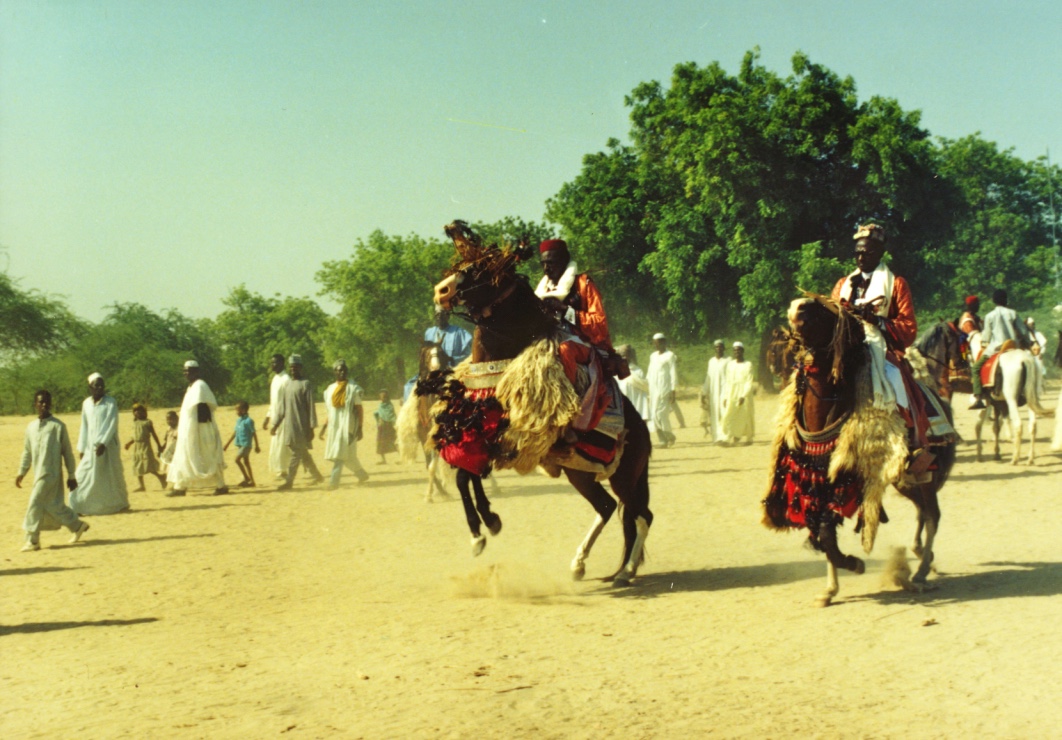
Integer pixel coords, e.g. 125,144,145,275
212,286,330,402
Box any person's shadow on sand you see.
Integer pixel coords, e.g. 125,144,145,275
0,617,158,637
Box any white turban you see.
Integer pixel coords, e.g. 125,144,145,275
733,341,744,349
652,333,666,341
87,372,103,385
184,360,200,369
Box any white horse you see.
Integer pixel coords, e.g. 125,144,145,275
974,348,1047,465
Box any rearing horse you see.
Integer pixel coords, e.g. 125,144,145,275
432,221,653,586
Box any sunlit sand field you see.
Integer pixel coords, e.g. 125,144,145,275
3,387,1061,738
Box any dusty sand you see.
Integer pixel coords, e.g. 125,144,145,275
2,386,1062,738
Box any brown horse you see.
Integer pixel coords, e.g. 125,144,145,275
431,221,653,586
906,320,967,401
764,296,956,606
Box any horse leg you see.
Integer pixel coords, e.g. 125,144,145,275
614,498,653,588
815,520,864,606
1027,406,1037,466
563,469,618,581
1008,397,1023,465
912,509,925,558
425,456,438,503
819,560,839,608
898,483,940,590
992,408,1002,461
487,473,502,498
455,469,486,556
974,406,985,461
471,475,502,536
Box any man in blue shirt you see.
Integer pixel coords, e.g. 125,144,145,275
423,307,472,368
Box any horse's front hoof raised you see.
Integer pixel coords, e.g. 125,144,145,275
571,561,586,581
485,514,502,536
471,534,486,557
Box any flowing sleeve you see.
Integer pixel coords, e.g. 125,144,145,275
575,275,613,349
61,422,77,477
97,397,119,446
78,400,90,455
19,424,33,477
887,277,918,349
669,354,678,389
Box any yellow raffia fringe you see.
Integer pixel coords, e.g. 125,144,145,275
764,357,907,554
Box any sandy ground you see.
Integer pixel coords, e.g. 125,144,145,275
2,385,1062,739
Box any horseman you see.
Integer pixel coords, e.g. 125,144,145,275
969,288,1031,408
831,223,931,452
536,238,614,352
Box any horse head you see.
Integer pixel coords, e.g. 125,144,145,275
434,220,529,319
787,295,865,383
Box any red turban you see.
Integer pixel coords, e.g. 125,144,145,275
965,295,979,307
539,239,568,254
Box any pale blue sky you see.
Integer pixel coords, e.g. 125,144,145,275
2,1,1059,321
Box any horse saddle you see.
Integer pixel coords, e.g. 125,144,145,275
981,349,1026,405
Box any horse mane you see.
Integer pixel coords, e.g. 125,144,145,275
444,220,524,287
916,321,947,358
803,293,864,384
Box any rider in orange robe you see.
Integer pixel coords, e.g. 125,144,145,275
831,224,930,451
535,238,614,352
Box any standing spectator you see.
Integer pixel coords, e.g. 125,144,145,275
168,361,229,497
616,344,650,421
124,403,166,491
16,390,89,551
721,342,756,446
263,353,292,480
374,390,398,464
272,354,324,490
70,373,130,515
224,401,260,488
647,333,678,447
320,359,370,489
702,340,731,443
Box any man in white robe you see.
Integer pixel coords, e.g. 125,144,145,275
616,344,650,421
70,373,130,515
263,353,293,479
702,340,731,443
320,359,370,489
168,361,228,496
647,333,678,447
721,342,755,445
16,390,90,550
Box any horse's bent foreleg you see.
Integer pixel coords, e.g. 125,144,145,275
456,469,486,555
818,520,864,574
912,510,925,558
571,513,607,581
471,474,501,536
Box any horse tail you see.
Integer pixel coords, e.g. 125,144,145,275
1024,352,1049,414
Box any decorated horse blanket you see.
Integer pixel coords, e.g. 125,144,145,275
762,359,908,554
423,334,625,479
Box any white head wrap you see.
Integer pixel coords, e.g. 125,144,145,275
733,341,744,349
652,333,666,341
184,360,199,369
87,372,103,385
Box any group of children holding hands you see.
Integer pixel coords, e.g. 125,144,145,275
17,389,401,550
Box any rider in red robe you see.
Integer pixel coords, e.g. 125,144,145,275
536,239,614,351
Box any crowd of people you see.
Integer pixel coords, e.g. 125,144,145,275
13,225,1057,553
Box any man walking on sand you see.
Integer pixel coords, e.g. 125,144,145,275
272,354,324,490
70,373,129,515
168,360,229,497
263,353,293,479
320,359,370,489
16,390,90,551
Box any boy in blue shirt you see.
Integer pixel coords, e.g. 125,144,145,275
224,400,260,487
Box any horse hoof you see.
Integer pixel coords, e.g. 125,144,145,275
471,535,486,557
612,575,631,588
852,559,866,575
815,594,834,608
571,564,585,581
486,515,502,536
911,544,924,558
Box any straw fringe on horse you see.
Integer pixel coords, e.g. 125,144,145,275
763,359,907,553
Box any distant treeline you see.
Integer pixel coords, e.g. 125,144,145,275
3,50,1059,413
